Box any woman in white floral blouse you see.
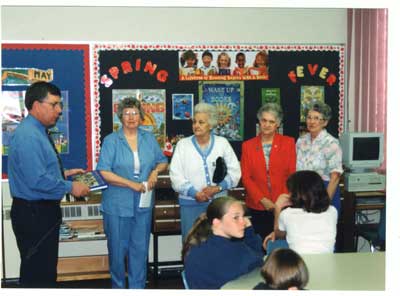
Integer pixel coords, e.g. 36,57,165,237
296,102,343,214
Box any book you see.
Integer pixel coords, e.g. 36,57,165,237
71,170,108,191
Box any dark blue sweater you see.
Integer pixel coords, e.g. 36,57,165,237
184,227,264,289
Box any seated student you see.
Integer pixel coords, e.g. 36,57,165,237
182,196,264,289
254,248,309,290
264,170,338,254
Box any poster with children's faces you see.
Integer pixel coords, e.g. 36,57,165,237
178,50,269,81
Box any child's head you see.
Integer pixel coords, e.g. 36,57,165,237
217,52,231,68
201,50,213,67
180,50,197,67
182,196,245,260
287,170,330,213
235,52,246,68
209,196,247,239
254,50,268,67
261,248,309,290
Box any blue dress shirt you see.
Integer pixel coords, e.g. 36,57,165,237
8,115,72,200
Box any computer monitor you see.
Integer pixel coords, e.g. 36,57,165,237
339,132,384,172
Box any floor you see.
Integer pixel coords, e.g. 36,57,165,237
2,268,185,289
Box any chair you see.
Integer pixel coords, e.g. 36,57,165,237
355,208,385,252
181,270,189,289
266,239,289,255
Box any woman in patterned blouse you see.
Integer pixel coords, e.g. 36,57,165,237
296,102,343,213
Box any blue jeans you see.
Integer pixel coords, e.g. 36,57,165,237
103,208,152,289
180,203,209,242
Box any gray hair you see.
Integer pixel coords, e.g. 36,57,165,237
117,97,145,121
194,102,218,128
257,103,283,125
305,101,332,121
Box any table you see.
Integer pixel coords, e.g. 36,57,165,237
222,252,385,291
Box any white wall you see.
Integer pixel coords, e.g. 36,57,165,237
1,7,347,44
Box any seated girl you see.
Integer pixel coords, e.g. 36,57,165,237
182,196,264,289
254,248,309,290
264,170,338,254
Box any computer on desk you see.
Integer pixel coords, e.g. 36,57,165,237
339,132,385,192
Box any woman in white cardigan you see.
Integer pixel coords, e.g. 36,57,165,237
170,102,241,241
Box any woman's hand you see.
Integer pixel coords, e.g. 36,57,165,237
260,198,275,211
201,186,220,199
275,193,292,210
195,191,210,203
132,182,146,193
147,169,158,191
262,231,276,250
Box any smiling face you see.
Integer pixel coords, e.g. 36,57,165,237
236,54,246,68
306,110,328,138
213,202,246,239
259,111,279,138
218,54,230,68
202,55,212,67
255,53,266,67
121,107,141,130
192,112,211,139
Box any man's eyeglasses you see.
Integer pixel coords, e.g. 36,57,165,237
123,111,140,117
41,101,64,110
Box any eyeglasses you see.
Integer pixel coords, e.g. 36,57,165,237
41,101,64,110
306,115,324,122
122,111,140,117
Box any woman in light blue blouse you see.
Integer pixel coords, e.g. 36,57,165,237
96,97,168,289
296,102,343,213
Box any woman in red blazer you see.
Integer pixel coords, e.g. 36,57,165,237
241,103,296,238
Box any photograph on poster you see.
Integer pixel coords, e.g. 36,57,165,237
112,89,166,148
179,50,269,81
199,81,244,141
172,94,193,120
1,90,70,155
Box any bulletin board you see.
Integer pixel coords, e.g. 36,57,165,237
1,44,92,178
93,43,345,160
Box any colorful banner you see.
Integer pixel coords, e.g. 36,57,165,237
199,81,244,141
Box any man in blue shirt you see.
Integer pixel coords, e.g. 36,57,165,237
8,81,90,288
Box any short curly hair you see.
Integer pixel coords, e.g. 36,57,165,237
305,101,332,121
194,102,218,129
117,97,145,121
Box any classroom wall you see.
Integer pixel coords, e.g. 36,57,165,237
1,6,350,124
2,7,347,44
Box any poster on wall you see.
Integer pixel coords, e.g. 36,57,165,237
112,89,166,149
1,44,92,178
261,88,281,105
93,43,345,159
178,50,269,81
199,81,244,141
172,94,193,120
300,85,325,122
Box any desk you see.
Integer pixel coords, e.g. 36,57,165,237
222,252,385,291
341,190,385,251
